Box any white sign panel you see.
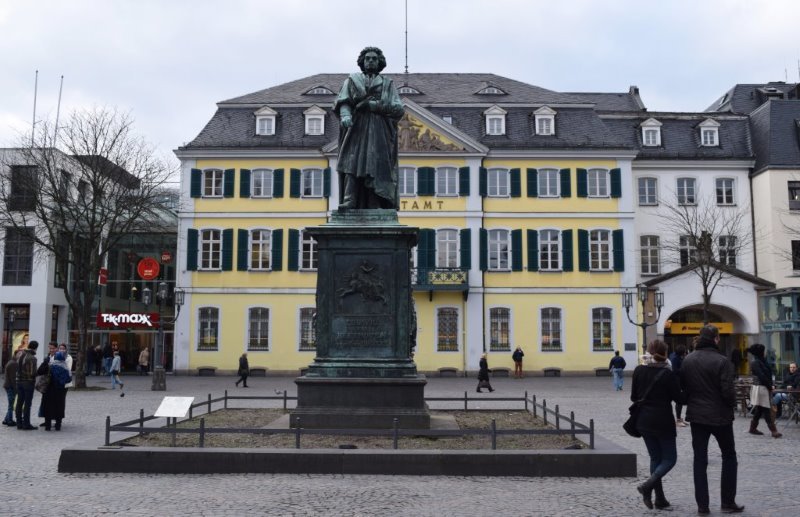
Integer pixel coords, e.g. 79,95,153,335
154,396,195,418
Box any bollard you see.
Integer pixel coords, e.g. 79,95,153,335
224,389,228,409
207,393,212,414
295,417,301,449
189,405,193,420
139,409,144,437
589,419,595,450
555,404,560,430
199,418,205,448
491,419,497,450
283,390,287,410
464,391,468,411
533,395,537,418
570,411,576,440
105,416,110,446
524,390,528,412
171,417,177,448
543,399,548,425
393,418,399,450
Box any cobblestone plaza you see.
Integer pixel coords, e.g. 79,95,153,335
1,374,797,516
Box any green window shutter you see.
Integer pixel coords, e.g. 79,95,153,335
459,228,471,270
290,168,301,198
526,168,538,198
417,229,435,269
578,229,589,272
479,167,487,197
560,168,571,198
511,229,523,271
271,229,283,271
288,229,299,271
459,166,470,196
237,229,249,271
610,168,622,198
222,229,233,271
186,229,198,271
527,229,539,271
323,167,331,197
510,168,521,197
417,167,435,196
190,169,202,198
613,229,625,272
273,169,284,198
576,168,588,198
223,169,235,198
479,228,488,271
561,229,573,272
240,169,251,198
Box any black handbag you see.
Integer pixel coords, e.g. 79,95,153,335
623,368,667,438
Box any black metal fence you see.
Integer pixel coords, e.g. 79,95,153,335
105,390,595,450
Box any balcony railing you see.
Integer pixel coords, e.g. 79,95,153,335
412,268,468,289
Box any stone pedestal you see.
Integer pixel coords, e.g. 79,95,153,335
291,210,430,429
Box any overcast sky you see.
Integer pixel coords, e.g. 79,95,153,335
2,0,799,169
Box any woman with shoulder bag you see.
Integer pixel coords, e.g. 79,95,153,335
41,351,71,431
748,343,782,438
235,353,250,388
631,340,686,510
476,353,494,393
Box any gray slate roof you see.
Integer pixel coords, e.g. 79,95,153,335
749,100,800,173
706,82,799,114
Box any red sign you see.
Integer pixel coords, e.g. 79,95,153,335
161,251,173,264
98,267,108,286
96,312,161,329
137,258,160,280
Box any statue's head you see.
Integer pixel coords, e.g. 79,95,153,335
357,46,387,73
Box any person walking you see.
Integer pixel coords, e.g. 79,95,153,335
632,340,685,510
476,353,494,393
747,343,782,438
93,345,103,376
680,325,744,514
102,341,113,376
2,352,18,426
609,350,627,391
669,344,688,426
110,350,124,390
15,340,38,430
138,346,150,375
40,351,71,431
235,353,249,387
512,346,524,379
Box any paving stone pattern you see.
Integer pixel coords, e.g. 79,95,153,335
1,373,797,516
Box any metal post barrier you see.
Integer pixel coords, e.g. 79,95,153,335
393,418,399,450
524,390,528,412
555,404,560,430
533,395,537,418
570,411,576,440
283,390,287,410
491,419,497,450
171,417,176,448
224,389,228,409
189,405,193,420
139,409,144,436
199,418,205,448
589,419,595,450
105,416,110,446
207,393,211,414
295,418,301,449
543,399,548,425
464,391,468,411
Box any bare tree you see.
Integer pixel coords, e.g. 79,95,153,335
657,196,753,324
0,107,176,388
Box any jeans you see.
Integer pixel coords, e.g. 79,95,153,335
641,433,678,484
612,368,624,390
103,357,112,375
690,422,738,508
14,381,35,427
4,385,16,422
111,372,122,389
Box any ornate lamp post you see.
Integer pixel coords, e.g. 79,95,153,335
151,282,184,391
623,284,665,354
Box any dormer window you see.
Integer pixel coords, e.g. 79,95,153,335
477,86,506,95
641,118,662,147
484,105,507,136
442,115,453,124
305,86,334,95
699,119,720,147
534,106,557,136
255,106,277,136
304,105,326,136
398,85,421,94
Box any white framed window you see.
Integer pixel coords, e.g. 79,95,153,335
538,168,559,197
200,229,222,270
638,177,658,205
592,307,613,352
488,168,509,197
255,106,277,136
719,235,737,267
304,105,326,135
251,168,273,198
478,86,506,95
436,229,459,268
488,229,510,271
398,85,420,94
300,231,318,270
441,115,453,124
539,229,561,271
679,235,698,266
484,105,507,135
677,177,696,205
436,307,459,352
247,307,270,351
249,229,271,271
640,235,660,275
489,307,511,352
302,168,323,197
641,118,662,146
202,169,224,197
436,167,458,196
540,307,563,351
716,178,735,205
699,119,720,147
2,227,34,286
587,168,609,197
299,307,316,351
305,86,333,95
197,307,219,351
399,166,416,197
589,230,611,270
534,106,556,136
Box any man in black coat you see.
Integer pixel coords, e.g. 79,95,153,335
680,325,744,514
14,340,38,430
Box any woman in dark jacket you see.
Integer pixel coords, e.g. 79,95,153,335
631,340,685,510
235,353,249,388
39,351,71,431
476,354,494,393
748,343,781,438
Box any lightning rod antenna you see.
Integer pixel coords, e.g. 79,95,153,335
404,0,409,78
54,75,64,144
31,70,38,146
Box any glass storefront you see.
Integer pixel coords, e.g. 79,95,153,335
760,288,800,382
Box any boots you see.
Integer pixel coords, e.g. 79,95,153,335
636,479,654,510
749,415,764,435
767,421,782,438
653,479,671,510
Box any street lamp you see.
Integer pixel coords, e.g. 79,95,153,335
622,284,665,354
152,282,184,391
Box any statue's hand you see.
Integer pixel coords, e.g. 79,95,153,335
341,116,353,129
368,100,380,113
